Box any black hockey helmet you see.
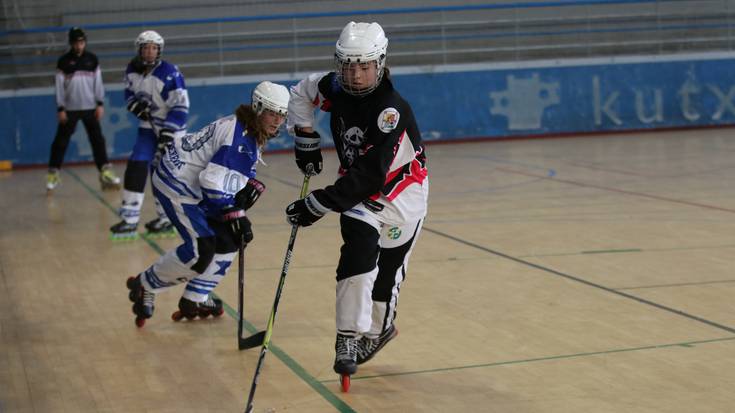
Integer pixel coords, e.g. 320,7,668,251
68,27,86,44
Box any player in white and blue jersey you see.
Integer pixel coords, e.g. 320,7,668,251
126,81,290,327
110,30,190,239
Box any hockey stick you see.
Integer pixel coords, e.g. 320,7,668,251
239,174,310,349
147,116,166,170
237,235,246,349
242,175,310,413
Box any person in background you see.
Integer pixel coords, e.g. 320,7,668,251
110,30,189,239
46,26,120,193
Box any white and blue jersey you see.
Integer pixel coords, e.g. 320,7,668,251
155,113,259,218
142,113,261,302
124,60,189,133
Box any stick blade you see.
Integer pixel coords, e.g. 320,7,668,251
238,331,265,350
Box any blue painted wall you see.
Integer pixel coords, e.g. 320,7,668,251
2,55,734,166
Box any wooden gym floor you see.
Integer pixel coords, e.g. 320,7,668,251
2,128,735,412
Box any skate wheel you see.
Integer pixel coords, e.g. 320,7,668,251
126,276,136,289
213,308,224,317
171,311,183,322
340,374,350,393
135,317,146,328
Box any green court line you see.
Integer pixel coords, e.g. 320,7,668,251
320,336,735,383
581,248,642,254
66,168,356,413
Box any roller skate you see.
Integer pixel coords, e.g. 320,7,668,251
357,324,398,365
127,275,155,327
110,220,138,241
171,296,224,321
46,169,60,194
334,334,359,393
144,216,176,239
99,164,121,190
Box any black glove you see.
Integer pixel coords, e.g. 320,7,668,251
221,208,253,243
158,128,175,144
294,127,323,176
127,99,150,121
234,178,266,211
285,191,328,227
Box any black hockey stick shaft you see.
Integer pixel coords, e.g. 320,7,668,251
147,115,167,170
243,175,310,413
237,236,245,349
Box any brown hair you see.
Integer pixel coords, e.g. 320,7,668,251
234,104,269,148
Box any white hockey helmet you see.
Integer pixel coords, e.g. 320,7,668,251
252,81,289,116
334,21,388,96
135,30,164,65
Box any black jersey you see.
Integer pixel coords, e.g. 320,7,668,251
288,72,428,224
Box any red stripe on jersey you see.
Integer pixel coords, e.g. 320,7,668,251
367,129,428,202
385,157,427,201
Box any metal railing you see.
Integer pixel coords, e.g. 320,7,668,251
1,0,733,90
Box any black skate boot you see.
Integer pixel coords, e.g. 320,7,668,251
357,324,398,365
127,275,155,327
110,220,138,241
144,216,175,238
334,333,359,393
171,295,224,321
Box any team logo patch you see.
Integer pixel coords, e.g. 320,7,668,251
387,227,402,240
378,108,400,133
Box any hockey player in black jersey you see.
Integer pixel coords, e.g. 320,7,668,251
285,21,429,391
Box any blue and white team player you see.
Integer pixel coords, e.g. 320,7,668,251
126,81,290,327
110,30,189,239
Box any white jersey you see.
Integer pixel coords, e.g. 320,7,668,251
154,114,260,217
55,50,105,111
124,60,189,132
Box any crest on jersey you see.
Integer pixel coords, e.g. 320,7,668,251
378,107,400,133
388,227,402,240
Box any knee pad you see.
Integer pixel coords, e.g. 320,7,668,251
190,236,216,274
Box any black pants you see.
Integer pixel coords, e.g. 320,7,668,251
49,109,109,170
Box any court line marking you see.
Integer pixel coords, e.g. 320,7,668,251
424,227,735,334
496,166,735,214
48,144,735,402
518,243,735,258
614,279,735,290
65,168,357,413
260,171,735,382
19,186,735,392
320,336,735,383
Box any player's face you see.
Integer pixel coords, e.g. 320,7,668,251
259,109,286,137
340,61,378,92
140,43,159,64
71,39,86,56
